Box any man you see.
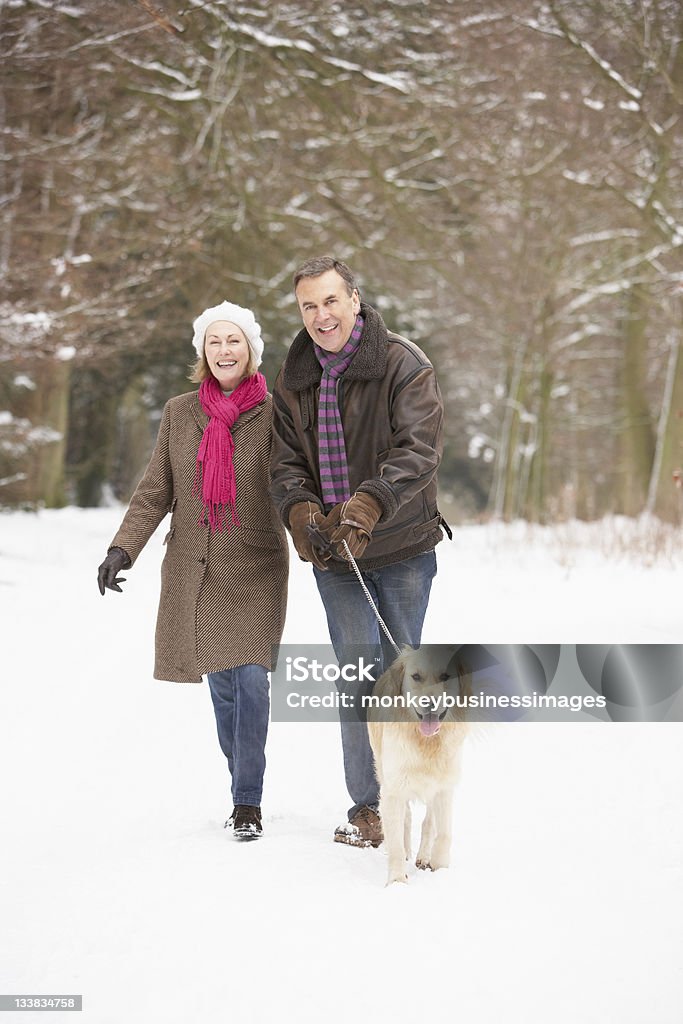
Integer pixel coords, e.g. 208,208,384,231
270,256,449,848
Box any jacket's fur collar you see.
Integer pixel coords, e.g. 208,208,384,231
282,302,388,391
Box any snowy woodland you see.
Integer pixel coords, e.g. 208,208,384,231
1,4,683,1022
1,0,683,523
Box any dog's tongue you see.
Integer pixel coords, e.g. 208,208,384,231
419,716,441,737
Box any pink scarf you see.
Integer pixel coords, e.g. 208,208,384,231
193,372,267,531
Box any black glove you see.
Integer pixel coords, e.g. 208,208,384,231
97,546,132,595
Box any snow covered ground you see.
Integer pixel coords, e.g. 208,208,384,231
1,508,682,1023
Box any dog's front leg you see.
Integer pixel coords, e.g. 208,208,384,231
403,802,412,862
416,806,435,869
380,792,409,885
429,789,453,871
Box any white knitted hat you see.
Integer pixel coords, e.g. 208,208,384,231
191,301,264,367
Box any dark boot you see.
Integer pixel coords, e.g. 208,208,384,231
226,804,263,841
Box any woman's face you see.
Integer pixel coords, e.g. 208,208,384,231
204,321,251,389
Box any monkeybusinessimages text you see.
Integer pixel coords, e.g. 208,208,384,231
282,656,607,713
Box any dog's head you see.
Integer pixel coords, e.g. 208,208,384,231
375,645,471,736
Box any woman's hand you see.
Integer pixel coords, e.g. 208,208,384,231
97,547,132,595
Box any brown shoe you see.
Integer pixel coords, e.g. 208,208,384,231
334,805,383,848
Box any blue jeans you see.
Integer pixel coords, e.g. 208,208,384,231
313,550,437,819
206,664,270,807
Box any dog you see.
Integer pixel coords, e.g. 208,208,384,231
367,645,470,885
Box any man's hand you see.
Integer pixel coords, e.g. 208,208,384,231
287,501,331,571
97,546,132,595
320,492,383,561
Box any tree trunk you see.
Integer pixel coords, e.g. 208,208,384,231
648,326,683,524
0,358,70,507
617,284,655,515
526,363,553,523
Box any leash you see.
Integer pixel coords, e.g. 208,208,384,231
340,540,403,658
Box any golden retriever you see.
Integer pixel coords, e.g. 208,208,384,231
367,645,470,885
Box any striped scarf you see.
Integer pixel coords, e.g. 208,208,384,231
314,314,364,509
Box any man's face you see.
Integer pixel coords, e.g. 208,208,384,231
295,269,361,353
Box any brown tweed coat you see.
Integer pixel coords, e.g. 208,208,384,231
109,390,289,683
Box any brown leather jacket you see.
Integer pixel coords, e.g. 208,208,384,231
270,303,448,570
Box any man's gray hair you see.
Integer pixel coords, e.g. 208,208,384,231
293,256,358,297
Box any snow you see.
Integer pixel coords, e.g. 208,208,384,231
4,311,51,329
1,508,682,1023
563,169,593,185
468,432,492,459
562,32,642,101
0,471,26,487
26,426,63,444
569,229,640,247
121,60,196,88
27,0,85,14
322,56,412,95
460,12,507,27
652,201,683,246
550,383,570,399
561,278,633,315
134,87,202,103
224,21,315,55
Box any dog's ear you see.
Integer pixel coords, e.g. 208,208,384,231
447,655,473,700
458,668,472,701
373,648,410,700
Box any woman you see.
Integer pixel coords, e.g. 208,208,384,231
97,301,288,841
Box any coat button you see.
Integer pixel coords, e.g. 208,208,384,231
199,556,206,564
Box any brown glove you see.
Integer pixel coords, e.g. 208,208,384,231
320,492,383,561
287,501,331,571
